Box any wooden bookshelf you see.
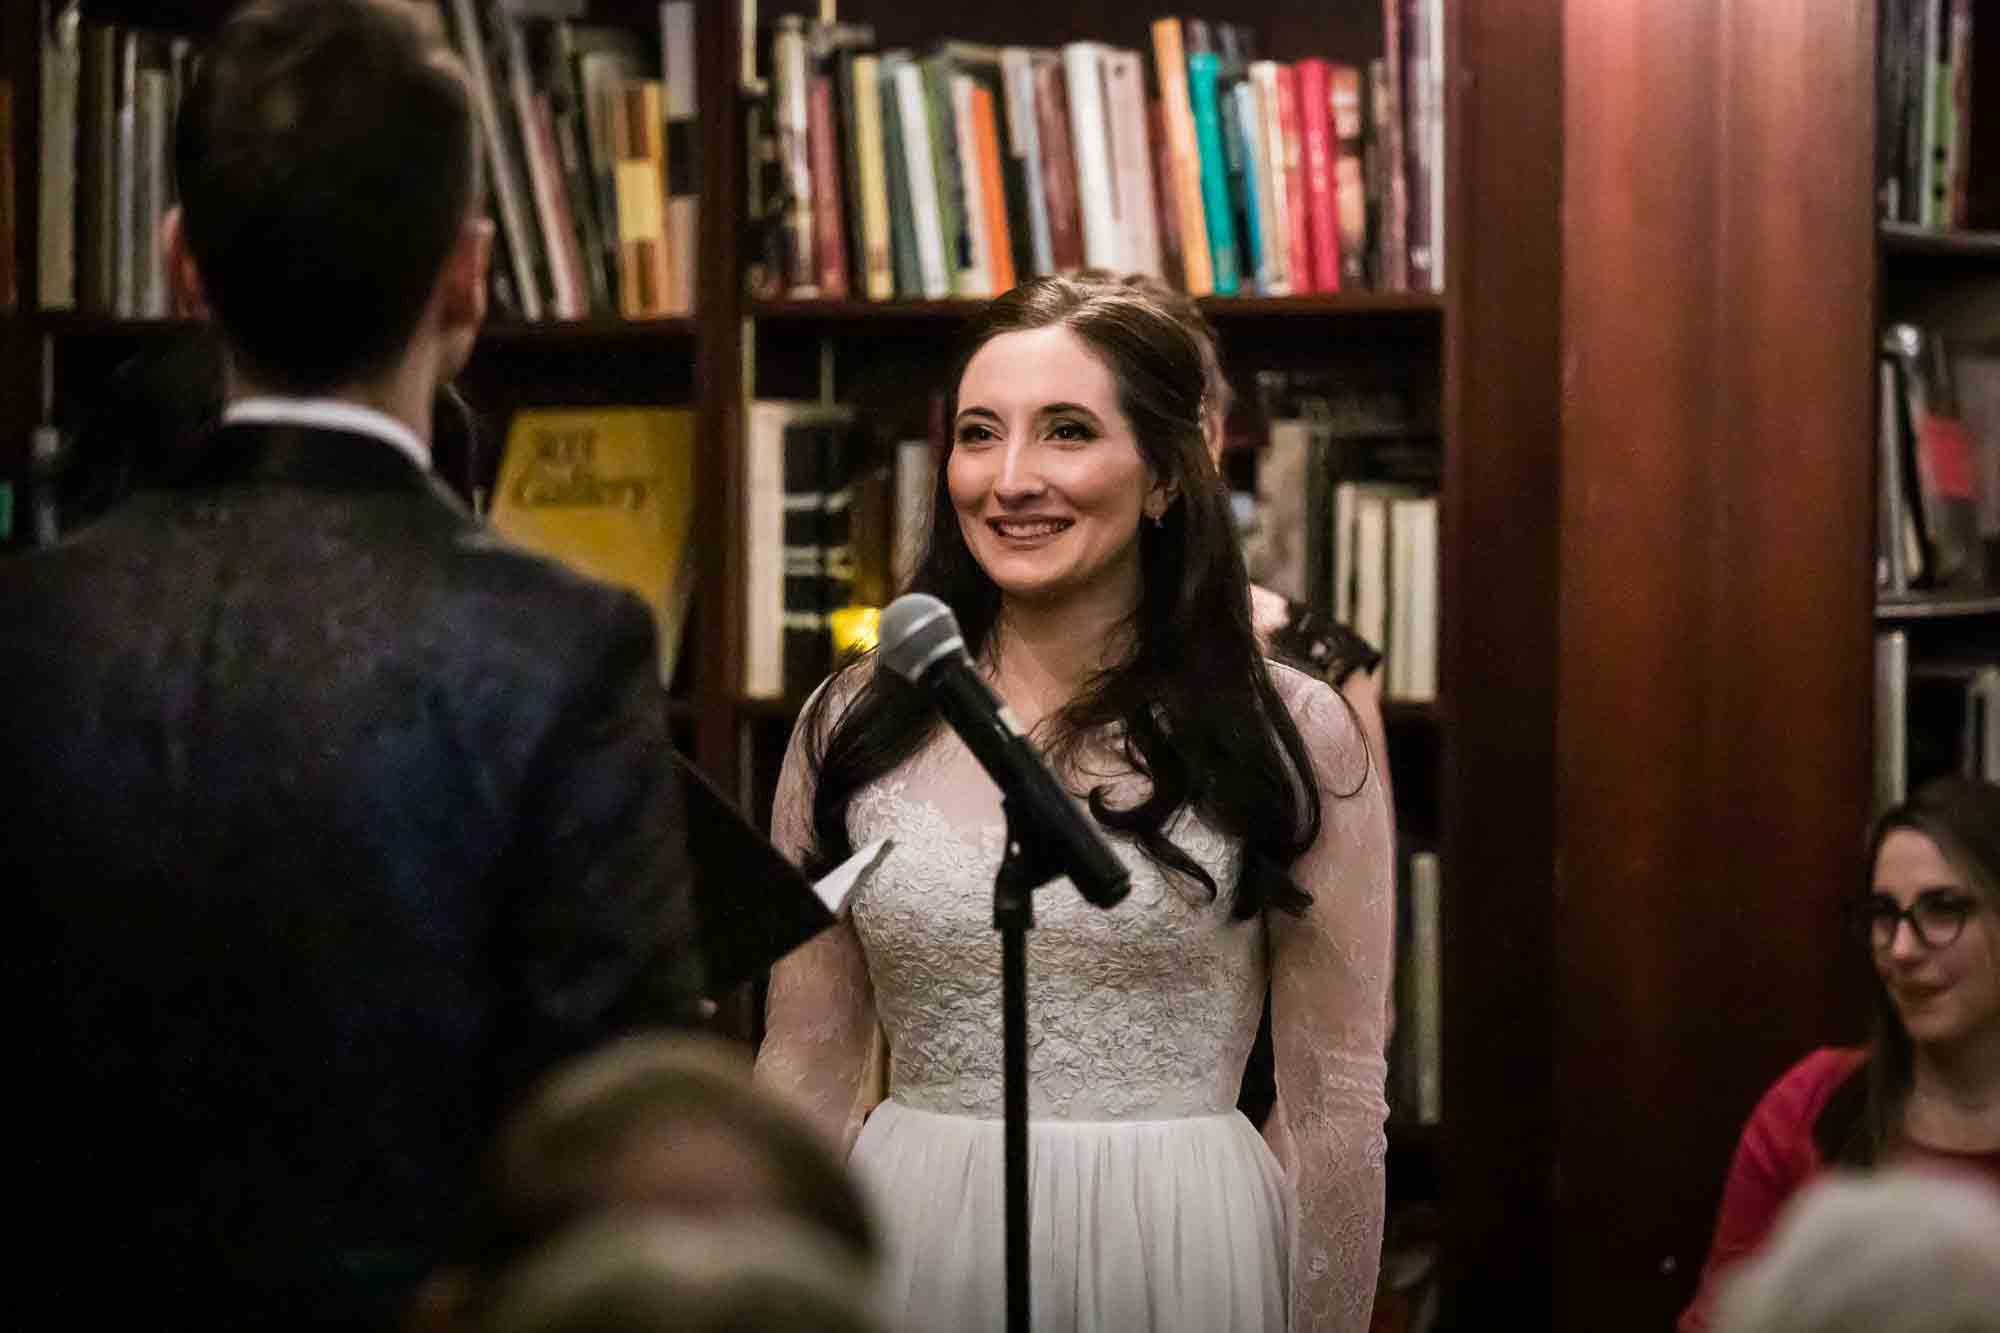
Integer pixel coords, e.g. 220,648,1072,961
1879,221,2000,259
1876,594,2000,621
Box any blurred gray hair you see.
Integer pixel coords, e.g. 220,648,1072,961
483,1215,885,1333
1711,1170,2000,1333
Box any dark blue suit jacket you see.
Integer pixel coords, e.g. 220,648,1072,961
1,423,704,1328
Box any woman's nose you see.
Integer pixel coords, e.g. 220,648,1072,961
994,441,1044,498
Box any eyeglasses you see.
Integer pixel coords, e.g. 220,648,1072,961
1844,890,1981,950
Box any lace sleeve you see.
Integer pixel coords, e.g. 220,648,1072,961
751,675,880,1153
1268,670,1395,1332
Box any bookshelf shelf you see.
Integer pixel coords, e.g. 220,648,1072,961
1875,593,2000,621
479,317,699,342
1384,699,1442,724
750,292,1444,323
1879,222,2000,259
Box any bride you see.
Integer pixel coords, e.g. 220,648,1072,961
755,275,1394,1331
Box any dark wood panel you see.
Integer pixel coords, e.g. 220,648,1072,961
1556,0,1874,1326
1438,0,1563,1324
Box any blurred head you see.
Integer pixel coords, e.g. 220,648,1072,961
482,1217,883,1333
1860,779,2000,1062
476,1034,877,1279
169,0,488,394
1710,1170,2000,1333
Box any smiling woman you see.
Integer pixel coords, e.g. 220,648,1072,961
1678,777,2000,1332
755,274,1397,1332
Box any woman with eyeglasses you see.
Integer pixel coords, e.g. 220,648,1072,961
1677,777,2000,1331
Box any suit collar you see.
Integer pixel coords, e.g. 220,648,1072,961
169,423,470,517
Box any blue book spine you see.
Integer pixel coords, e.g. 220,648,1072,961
1187,53,1240,295
1229,81,1265,293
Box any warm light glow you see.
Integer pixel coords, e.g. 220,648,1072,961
831,605,881,655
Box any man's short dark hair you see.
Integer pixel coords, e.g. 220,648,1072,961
174,0,481,393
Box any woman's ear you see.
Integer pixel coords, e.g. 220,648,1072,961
1144,478,1181,523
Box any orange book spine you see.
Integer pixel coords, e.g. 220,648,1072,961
971,85,1014,293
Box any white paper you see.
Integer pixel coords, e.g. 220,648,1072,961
812,838,893,915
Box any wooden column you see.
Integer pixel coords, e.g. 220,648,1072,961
1556,0,1875,1324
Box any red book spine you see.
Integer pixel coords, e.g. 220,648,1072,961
1295,59,1341,293
1031,55,1085,272
1273,64,1313,294
806,73,849,298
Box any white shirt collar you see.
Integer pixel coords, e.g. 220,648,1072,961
222,396,431,472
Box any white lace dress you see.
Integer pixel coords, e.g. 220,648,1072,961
756,663,1394,1332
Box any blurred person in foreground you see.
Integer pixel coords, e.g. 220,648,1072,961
0,2,703,1325
1709,1169,2000,1333
481,1217,883,1333
1680,778,2000,1330
410,1034,877,1331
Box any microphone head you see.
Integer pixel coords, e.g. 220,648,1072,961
879,593,967,683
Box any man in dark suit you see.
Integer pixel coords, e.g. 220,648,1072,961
0,2,703,1326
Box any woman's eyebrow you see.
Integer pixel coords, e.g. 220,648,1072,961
1037,402,1102,420
954,405,1002,423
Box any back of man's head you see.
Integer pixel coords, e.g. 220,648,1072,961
174,0,479,393
1711,1169,2000,1333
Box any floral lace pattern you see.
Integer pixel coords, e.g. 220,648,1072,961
756,663,1393,1331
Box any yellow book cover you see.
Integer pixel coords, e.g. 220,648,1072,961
490,406,698,686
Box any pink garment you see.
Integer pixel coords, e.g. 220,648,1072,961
1678,1046,2000,1331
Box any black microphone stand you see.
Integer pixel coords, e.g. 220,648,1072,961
992,795,1063,1333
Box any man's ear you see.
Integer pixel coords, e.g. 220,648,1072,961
161,207,211,319
434,215,492,377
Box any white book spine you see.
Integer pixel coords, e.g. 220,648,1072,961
1355,492,1391,668
1410,850,1443,1126
745,403,788,699
1402,495,1440,701
893,439,933,589
1061,43,1120,271
448,0,543,320
134,67,170,319
505,24,584,318
1248,61,1290,296
1388,497,1417,698
852,55,895,301
1333,480,1359,624
772,20,816,296
1876,629,1910,811
950,74,994,297
894,63,951,299
38,4,79,311
1103,49,1160,278
1000,48,1053,278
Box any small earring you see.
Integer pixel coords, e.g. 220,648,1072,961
1149,510,1165,528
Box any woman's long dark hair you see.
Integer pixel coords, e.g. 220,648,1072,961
797,276,1331,918
1815,777,2000,1165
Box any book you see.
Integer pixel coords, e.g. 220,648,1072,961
1388,494,1439,701
1150,18,1213,295
781,414,858,689
37,2,79,311
1877,629,1911,811
1886,323,1982,588
534,19,616,315
573,26,648,312
489,408,700,688
78,21,115,312
659,1,698,313
1063,42,1121,271
847,53,895,300
1000,48,1054,279
745,401,855,698
1246,63,1289,295
1186,42,1240,294
1104,48,1162,278
949,73,995,296
1029,50,1085,274
1295,60,1340,294
1271,63,1311,296
610,80,674,317
445,0,546,320
876,51,924,298
771,16,816,296
1329,64,1369,290
806,56,849,298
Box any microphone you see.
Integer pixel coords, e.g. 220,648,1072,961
878,594,1131,909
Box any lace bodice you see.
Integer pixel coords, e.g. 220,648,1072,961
846,745,1262,1121
756,662,1394,1332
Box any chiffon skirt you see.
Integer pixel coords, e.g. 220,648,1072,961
849,1100,1291,1333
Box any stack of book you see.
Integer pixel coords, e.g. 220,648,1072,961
438,0,699,321
34,3,195,316
746,5,1446,302
1878,0,1999,229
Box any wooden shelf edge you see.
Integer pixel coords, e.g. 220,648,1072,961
23,313,696,342
1879,222,2000,259
1876,593,2000,620
750,291,1444,321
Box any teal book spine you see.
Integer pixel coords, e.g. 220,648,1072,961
1187,52,1240,294
1229,80,1265,292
